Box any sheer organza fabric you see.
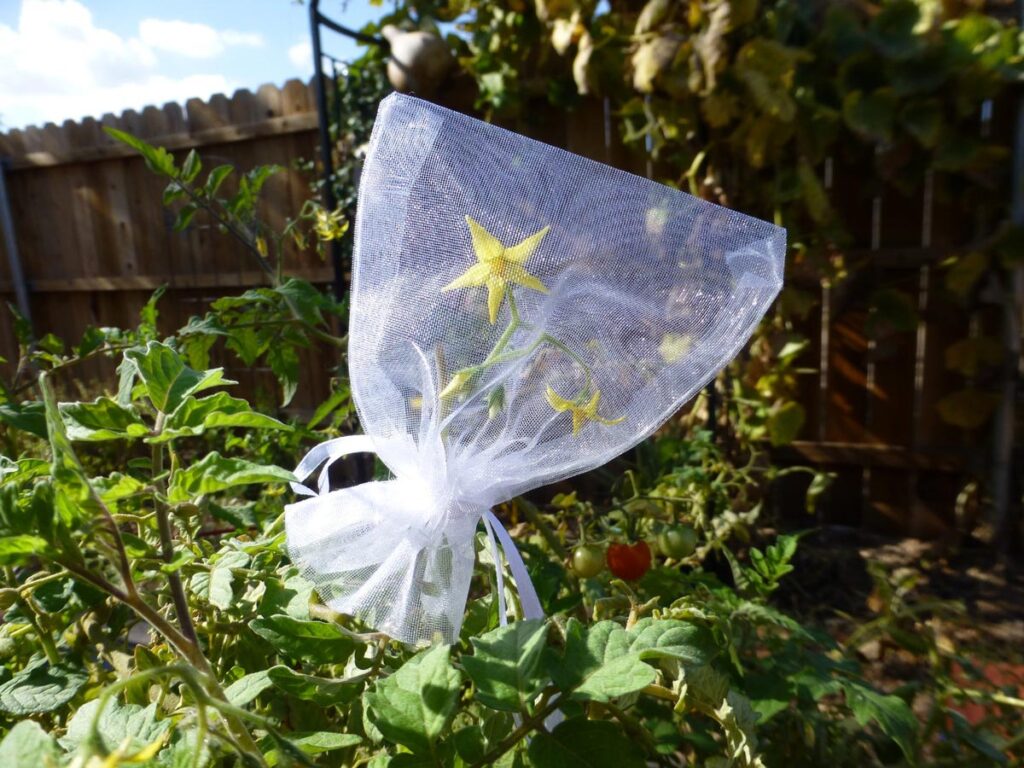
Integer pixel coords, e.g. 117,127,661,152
286,93,786,645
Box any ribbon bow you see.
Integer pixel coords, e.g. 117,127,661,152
286,433,543,645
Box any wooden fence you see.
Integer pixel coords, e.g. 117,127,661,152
0,79,336,410
0,81,1011,537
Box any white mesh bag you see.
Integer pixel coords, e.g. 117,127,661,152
286,93,786,645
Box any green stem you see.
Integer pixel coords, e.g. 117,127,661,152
4,566,60,665
468,692,562,768
152,413,199,646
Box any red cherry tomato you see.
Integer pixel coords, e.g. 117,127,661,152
606,541,652,580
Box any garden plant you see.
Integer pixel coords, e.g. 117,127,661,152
0,0,1022,766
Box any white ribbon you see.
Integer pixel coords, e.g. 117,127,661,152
288,435,544,640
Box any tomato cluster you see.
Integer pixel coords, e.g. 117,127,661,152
570,524,698,581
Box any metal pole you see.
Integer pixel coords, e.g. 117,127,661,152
0,159,32,329
991,0,1024,556
309,0,345,302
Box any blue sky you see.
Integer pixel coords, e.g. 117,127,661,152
0,0,384,129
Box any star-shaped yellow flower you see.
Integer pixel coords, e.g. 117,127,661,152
545,386,625,435
442,216,550,323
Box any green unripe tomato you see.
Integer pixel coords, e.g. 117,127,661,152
571,544,606,578
657,525,698,558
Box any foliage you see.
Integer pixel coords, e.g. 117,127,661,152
368,0,1024,458
0,10,1020,765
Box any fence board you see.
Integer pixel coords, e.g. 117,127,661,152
0,86,1008,538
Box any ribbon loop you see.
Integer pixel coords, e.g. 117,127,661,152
286,436,544,644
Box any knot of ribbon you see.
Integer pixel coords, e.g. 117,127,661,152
285,434,543,645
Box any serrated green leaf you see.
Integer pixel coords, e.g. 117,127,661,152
154,391,289,442
527,717,645,768
365,645,461,755
124,342,234,414
60,397,148,441
167,452,294,502
0,658,88,715
249,615,355,664
462,619,548,712
552,619,655,702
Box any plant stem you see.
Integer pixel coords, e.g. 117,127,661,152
152,413,199,646
5,566,60,664
468,692,562,768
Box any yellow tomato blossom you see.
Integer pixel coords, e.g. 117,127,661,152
442,216,550,323
545,386,624,435
313,207,349,242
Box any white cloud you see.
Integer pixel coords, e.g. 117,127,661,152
0,1,244,128
288,40,312,71
139,19,264,59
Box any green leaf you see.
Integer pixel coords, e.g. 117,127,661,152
767,401,805,446
901,99,942,147
365,645,461,755
154,391,289,442
181,149,201,183
207,563,234,610
0,658,88,715
63,698,170,754
267,341,300,407
936,389,1000,429
267,665,362,706
462,619,548,712
627,617,717,666
205,165,233,196
173,203,198,232
60,397,148,441
0,534,51,564
104,126,176,176
0,720,59,767
264,731,362,767
124,342,235,414
841,680,916,761
249,615,355,664
552,619,655,702
168,452,294,502
224,670,274,707
0,401,47,439
527,717,646,768
842,89,897,143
